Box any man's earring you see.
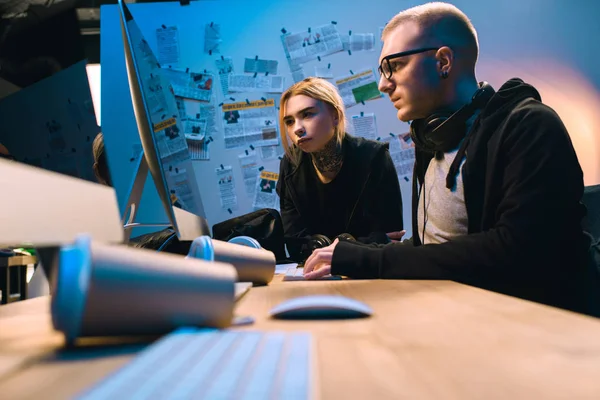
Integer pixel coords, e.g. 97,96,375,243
441,70,449,79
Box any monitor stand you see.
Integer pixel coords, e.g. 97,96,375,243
121,151,210,244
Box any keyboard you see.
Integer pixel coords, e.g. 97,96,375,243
77,328,313,400
283,267,342,281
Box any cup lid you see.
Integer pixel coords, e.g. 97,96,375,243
227,236,261,249
187,235,215,261
50,234,92,344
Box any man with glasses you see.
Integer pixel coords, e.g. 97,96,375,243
303,2,595,314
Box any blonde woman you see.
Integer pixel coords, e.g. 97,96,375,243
277,77,403,258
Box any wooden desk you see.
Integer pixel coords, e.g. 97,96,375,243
1,278,600,399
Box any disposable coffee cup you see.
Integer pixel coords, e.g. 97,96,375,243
188,236,275,285
227,235,261,249
51,234,238,344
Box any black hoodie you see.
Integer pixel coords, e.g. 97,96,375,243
277,134,403,249
332,78,591,313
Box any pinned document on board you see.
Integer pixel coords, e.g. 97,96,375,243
204,22,222,55
342,33,376,52
351,113,378,141
156,25,180,66
216,165,238,210
161,68,214,102
221,99,279,149
228,74,285,93
259,145,280,161
168,167,194,210
253,170,279,209
238,151,259,197
335,69,382,108
281,24,344,68
244,58,279,75
182,117,207,141
379,132,415,180
215,56,234,94
187,139,209,160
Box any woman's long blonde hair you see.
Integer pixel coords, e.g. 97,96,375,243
279,77,346,165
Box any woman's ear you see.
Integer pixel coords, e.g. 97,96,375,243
333,112,340,126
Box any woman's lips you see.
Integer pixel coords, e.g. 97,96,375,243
297,137,312,145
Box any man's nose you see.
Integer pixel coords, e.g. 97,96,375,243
378,74,394,94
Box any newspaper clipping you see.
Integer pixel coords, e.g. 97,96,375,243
281,24,344,68
156,25,180,66
161,68,214,102
204,22,222,55
222,99,279,149
238,150,259,197
253,170,279,209
228,74,285,93
335,69,382,108
380,132,416,180
215,56,234,95
244,58,279,75
216,165,238,210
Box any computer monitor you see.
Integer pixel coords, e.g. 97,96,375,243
117,0,209,242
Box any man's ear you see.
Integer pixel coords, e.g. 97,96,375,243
436,46,454,77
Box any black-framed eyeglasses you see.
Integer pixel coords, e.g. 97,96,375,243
378,47,439,79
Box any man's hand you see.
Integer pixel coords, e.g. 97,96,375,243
303,239,339,280
387,230,406,243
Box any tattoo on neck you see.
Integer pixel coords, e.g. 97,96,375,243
311,136,343,173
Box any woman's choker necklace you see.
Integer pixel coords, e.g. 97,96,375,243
311,135,343,174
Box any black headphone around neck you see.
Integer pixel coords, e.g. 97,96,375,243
410,81,495,154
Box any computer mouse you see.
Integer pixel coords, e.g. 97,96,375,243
269,295,373,320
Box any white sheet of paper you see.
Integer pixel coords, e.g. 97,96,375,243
276,263,298,274
204,23,222,55
281,24,344,68
156,26,180,67
347,33,376,52
314,66,334,79
244,58,278,75
215,56,234,95
228,75,284,93
216,165,238,211
238,151,259,197
292,68,306,84
259,145,279,160
351,113,378,141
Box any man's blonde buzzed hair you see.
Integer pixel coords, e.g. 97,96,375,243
382,2,479,64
